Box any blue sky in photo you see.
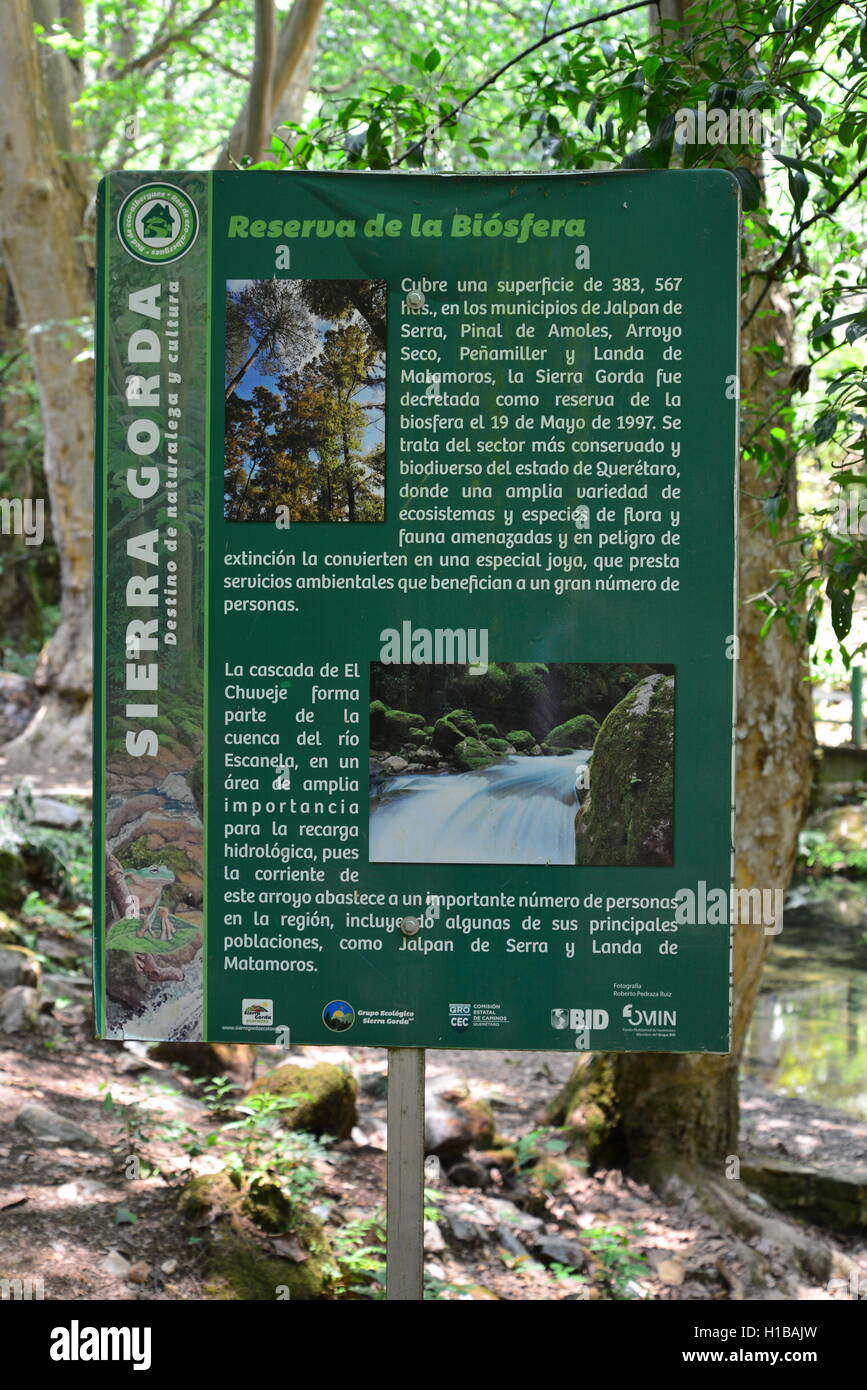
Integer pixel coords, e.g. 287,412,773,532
227,279,385,455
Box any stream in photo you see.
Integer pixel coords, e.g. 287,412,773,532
743,881,867,1118
369,752,590,865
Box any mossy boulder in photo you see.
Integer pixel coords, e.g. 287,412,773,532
431,715,466,755
453,736,501,771
484,737,513,755
574,673,674,867
478,723,499,739
506,729,536,753
246,1061,358,1138
443,708,479,738
369,701,425,748
545,713,600,750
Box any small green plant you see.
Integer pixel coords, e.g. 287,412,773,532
514,1126,568,1171
548,1260,589,1290
583,1224,649,1300
198,1075,242,1113
102,1089,148,1146
423,1185,446,1223
798,828,867,877
215,1090,326,1205
423,1271,476,1300
329,1214,387,1298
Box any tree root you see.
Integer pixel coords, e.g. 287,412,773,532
658,1170,860,1298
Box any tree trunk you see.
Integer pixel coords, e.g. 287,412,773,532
0,0,93,782
552,261,814,1180
547,1,815,1184
214,0,325,169
242,0,277,165
552,184,815,1188
225,331,272,399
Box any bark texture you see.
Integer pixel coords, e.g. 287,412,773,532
214,0,325,168
550,194,814,1184
0,0,93,779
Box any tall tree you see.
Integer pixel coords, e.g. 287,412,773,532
275,2,864,1234
214,0,326,168
312,323,381,522
0,0,94,775
546,2,815,1187
224,279,317,399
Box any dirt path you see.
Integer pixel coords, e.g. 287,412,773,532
2,1019,866,1302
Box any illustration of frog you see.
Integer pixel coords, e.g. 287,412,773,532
124,864,177,942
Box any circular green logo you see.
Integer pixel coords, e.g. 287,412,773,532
117,183,199,264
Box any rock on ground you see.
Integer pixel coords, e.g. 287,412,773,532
14,1100,99,1148
246,1061,358,1139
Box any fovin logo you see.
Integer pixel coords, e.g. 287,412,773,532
242,998,273,1026
117,183,199,264
49,1321,151,1370
623,1004,677,1027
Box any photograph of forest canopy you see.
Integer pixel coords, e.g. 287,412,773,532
369,661,675,867
224,278,386,523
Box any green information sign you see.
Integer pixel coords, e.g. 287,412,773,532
94,169,738,1052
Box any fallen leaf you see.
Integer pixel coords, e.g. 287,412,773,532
270,1235,307,1262
658,1257,685,1286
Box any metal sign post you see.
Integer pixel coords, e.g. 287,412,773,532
386,1047,426,1301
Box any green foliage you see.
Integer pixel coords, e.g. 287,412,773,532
583,1223,650,1299
215,1091,326,1205
263,2,865,669
514,1125,571,1173
22,1,864,681
225,282,385,523
328,1214,387,1298
798,827,867,876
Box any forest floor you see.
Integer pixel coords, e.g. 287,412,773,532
2,781,866,1302
1,1015,866,1302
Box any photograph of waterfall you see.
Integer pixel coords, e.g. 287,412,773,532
224,278,386,522
369,660,675,866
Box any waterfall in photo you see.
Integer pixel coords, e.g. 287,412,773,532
369,753,590,865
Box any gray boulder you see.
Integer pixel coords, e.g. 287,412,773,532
14,1101,99,1147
